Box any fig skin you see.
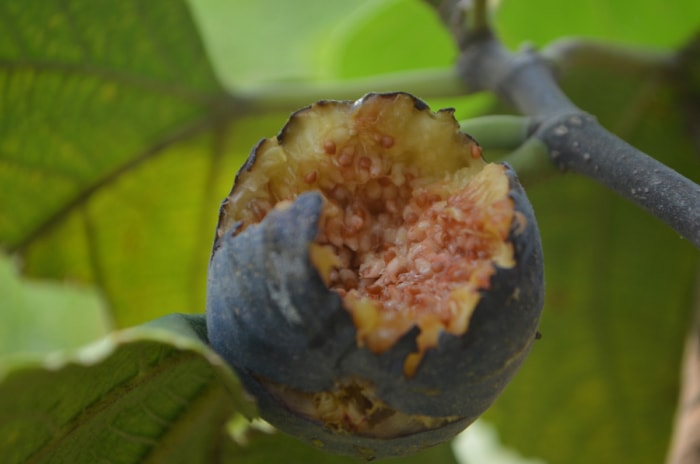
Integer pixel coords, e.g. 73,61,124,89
206,93,544,458
207,193,357,393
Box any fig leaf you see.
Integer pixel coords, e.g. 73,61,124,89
0,315,257,464
0,0,230,327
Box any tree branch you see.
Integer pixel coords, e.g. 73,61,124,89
466,0,489,38
539,113,700,246
666,270,700,464
456,39,578,117
425,1,700,248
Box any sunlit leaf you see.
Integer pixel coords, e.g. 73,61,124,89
0,0,237,326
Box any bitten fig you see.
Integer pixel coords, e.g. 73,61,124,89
206,92,544,459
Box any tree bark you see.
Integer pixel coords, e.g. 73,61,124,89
667,273,700,464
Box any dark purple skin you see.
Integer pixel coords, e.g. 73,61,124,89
205,162,544,458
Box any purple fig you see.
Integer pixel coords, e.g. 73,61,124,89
206,92,544,459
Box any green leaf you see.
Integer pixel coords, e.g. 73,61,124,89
0,0,240,326
0,315,256,464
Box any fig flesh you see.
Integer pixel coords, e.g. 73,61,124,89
206,92,544,459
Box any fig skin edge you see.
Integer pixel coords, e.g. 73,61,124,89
206,93,544,459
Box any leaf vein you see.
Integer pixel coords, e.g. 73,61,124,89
0,59,219,104
9,115,220,253
24,346,201,463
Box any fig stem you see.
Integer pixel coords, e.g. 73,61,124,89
499,138,558,188
425,2,700,248
459,115,532,151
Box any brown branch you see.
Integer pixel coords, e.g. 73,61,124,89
667,271,700,464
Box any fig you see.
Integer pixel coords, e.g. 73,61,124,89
206,92,544,459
